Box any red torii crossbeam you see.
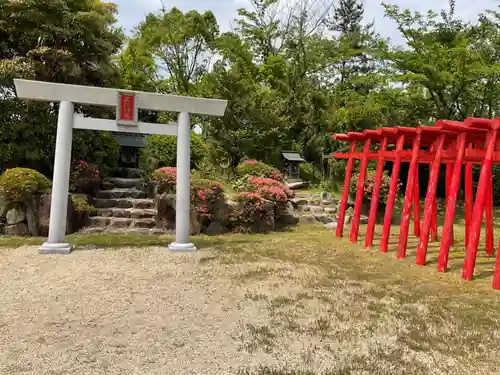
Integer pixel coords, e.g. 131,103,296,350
332,117,500,289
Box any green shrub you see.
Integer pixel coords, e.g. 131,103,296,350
72,196,95,213
299,162,318,182
0,168,51,202
349,169,396,205
140,133,207,180
235,160,281,180
72,131,120,177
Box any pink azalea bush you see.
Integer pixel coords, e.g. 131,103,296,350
70,160,100,194
246,176,294,202
349,169,396,205
230,192,273,232
153,167,177,194
190,179,225,221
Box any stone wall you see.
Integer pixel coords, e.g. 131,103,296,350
0,193,85,236
155,193,299,235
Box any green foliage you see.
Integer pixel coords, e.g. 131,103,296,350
235,160,280,179
299,163,320,183
349,169,395,205
0,0,124,174
140,133,207,180
72,197,95,214
0,168,51,203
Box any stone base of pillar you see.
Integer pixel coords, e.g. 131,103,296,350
39,242,73,254
168,242,197,252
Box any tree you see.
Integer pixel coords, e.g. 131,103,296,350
125,7,219,95
381,4,500,121
0,0,124,174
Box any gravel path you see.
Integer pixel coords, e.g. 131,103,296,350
0,247,284,375
0,244,498,375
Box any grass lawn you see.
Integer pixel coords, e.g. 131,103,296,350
0,222,499,375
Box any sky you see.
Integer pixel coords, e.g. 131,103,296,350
114,0,498,44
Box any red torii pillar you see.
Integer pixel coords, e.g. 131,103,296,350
462,118,499,280
365,134,389,248
380,133,405,253
416,134,446,265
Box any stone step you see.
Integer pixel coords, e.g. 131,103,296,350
89,216,156,229
81,227,167,235
92,208,157,219
94,198,155,209
110,167,141,179
105,177,143,189
96,188,146,200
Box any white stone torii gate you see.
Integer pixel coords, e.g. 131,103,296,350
14,79,227,254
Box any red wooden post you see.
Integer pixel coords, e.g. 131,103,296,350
336,141,357,238
350,138,372,243
416,135,446,266
380,134,405,253
465,160,473,247
397,132,422,259
431,196,438,241
493,239,500,290
365,137,388,248
485,165,494,256
462,128,497,280
446,162,454,244
438,132,466,272
413,167,421,237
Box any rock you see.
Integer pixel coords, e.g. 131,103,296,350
299,215,316,225
324,222,338,230
146,181,159,199
252,199,275,233
96,208,114,217
4,223,28,236
321,200,333,206
96,188,146,200
290,197,308,207
313,214,335,224
91,217,110,227
276,202,299,226
109,218,132,228
100,181,114,191
345,215,352,224
37,193,74,236
74,179,100,196
325,207,337,214
106,177,143,189
309,206,324,214
320,191,332,201
132,218,156,229
359,215,369,224
301,205,310,213
211,199,233,227
0,194,10,217
132,199,155,209
112,208,131,218
150,228,166,235
287,181,309,190
129,208,156,219
156,193,176,230
190,213,202,235
6,207,26,225
204,221,228,236
94,199,117,209
115,199,134,209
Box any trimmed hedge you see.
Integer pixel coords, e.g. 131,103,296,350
0,168,51,202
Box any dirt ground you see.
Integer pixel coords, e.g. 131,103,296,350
1,225,499,375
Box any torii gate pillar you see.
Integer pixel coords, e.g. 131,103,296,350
14,79,227,254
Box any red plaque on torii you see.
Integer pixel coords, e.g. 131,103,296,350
116,92,138,125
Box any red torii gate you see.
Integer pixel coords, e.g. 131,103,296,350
332,117,500,290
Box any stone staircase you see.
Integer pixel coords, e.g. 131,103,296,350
85,168,162,234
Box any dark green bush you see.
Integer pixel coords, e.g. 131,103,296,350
299,162,321,183
235,160,281,180
0,168,51,202
140,133,207,180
